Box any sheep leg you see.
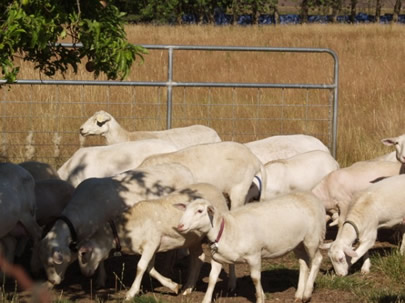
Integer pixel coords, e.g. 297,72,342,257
246,254,265,303
228,184,251,209
227,264,237,292
94,261,107,288
125,246,158,300
294,247,310,301
396,226,405,254
360,252,371,274
182,244,204,295
302,250,323,301
350,236,376,269
148,265,179,294
202,259,223,303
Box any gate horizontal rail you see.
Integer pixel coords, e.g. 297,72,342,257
1,44,339,160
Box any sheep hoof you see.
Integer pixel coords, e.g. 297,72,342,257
182,287,193,295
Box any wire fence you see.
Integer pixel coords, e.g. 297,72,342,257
0,44,338,167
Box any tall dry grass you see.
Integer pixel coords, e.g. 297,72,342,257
1,23,405,167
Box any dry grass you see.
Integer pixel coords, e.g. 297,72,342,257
1,24,405,167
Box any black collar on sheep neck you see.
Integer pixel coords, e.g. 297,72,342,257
108,220,122,257
56,216,78,252
343,220,360,245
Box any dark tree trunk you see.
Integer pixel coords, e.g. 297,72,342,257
273,5,279,25
329,0,342,23
300,0,309,24
350,0,357,23
375,0,382,23
392,0,402,23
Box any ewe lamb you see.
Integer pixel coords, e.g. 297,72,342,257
138,141,267,209
326,174,405,276
39,163,194,286
312,160,402,226
77,183,233,299
244,134,330,164
19,160,60,181
246,150,339,202
177,191,326,303
378,134,405,163
79,110,222,149
0,163,42,276
57,139,178,187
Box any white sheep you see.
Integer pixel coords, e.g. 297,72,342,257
19,160,60,181
0,163,42,274
79,110,222,149
57,139,178,187
244,134,330,164
176,191,326,303
326,174,405,276
77,183,234,299
379,134,405,163
138,141,267,209
246,150,339,202
38,163,194,286
312,160,402,226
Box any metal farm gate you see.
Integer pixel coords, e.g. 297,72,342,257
0,45,338,167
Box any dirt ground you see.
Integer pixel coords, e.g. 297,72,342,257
6,227,400,303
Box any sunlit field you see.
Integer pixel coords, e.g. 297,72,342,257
1,23,405,168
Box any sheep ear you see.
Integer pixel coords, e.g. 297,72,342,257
207,205,215,217
96,112,110,123
381,138,396,146
343,246,358,258
173,203,187,211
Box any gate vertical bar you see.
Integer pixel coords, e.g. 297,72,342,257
166,47,174,129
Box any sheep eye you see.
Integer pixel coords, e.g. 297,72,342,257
97,121,106,127
197,209,203,214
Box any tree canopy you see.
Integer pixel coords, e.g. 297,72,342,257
0,0,147,83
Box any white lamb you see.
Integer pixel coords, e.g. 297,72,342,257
246,150,339,202
177,191,326,303
0,163,42,275
312,160,402,226
38,163,194,286
244,134,330,164
138,141,267,209
79,110,222,149
327,174,405,276
378,134,405,163
77,183,233,300
57,139,178,187
19,160,60,181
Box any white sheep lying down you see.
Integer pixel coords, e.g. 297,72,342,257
312,160,402,226
177,191,326,303
0,163,42,274
326,174,405,276
246,150,339,202
244,134,330,164
38,163,194,286
57,139,178,187
139,141,267,209
77,183,232,300
79,110,222,149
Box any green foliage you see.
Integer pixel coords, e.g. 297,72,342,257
0,0,147,83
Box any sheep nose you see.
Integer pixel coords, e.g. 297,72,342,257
177,224,184,231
